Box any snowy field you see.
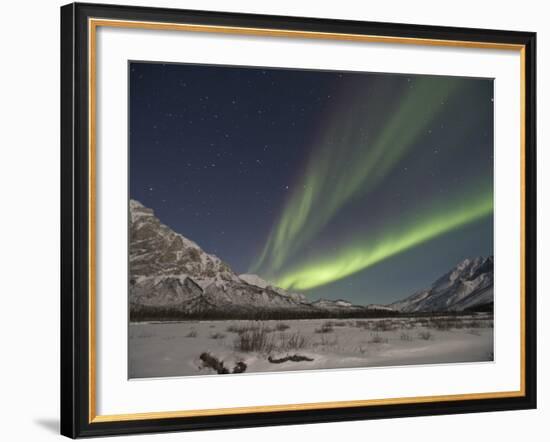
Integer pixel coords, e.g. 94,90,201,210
129,315,493,378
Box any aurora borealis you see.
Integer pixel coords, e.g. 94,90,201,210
130,62,494,305
251,76,464,275
275,184,493,290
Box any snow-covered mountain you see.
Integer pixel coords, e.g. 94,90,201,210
130,199,313,317
239,273,307,303
311,298,357,310
365,304,396,312
390,256,494,312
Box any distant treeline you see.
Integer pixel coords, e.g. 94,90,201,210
465,302,494,313
129,303,493,322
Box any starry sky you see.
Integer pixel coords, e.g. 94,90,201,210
129,61,494,305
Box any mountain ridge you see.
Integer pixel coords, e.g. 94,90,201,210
390,256,494,312
129,199,493,319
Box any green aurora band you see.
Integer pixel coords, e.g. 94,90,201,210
274,186,493,291
251,76,464,275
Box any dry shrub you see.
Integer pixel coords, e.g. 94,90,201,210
418,330,433,340
227,322,273,334
368,333,388,344
372,320,395,332
314,334,339,348
233,326,276,353
278,332,308,351
315,322,334,334
354,320,371,330
275,322,290,331
427,318,454,331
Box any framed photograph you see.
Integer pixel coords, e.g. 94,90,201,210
60,2,536,438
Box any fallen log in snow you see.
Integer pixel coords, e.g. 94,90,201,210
268,354,314,364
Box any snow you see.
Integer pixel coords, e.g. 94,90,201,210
239,274,271,289
128,315,493,379
365,304,395,311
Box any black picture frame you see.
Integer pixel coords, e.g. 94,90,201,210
61,2,537,438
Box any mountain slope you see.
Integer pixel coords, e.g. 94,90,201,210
129,200,314,317
238,273,307,303
390,256,494,312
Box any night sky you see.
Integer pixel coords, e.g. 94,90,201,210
129,61,493,305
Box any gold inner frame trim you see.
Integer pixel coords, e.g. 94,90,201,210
88,17,527,424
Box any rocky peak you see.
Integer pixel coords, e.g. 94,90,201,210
129,199,236,287
129,199,314,315
391,256,494,312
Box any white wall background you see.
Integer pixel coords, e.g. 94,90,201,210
0,0,546,440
